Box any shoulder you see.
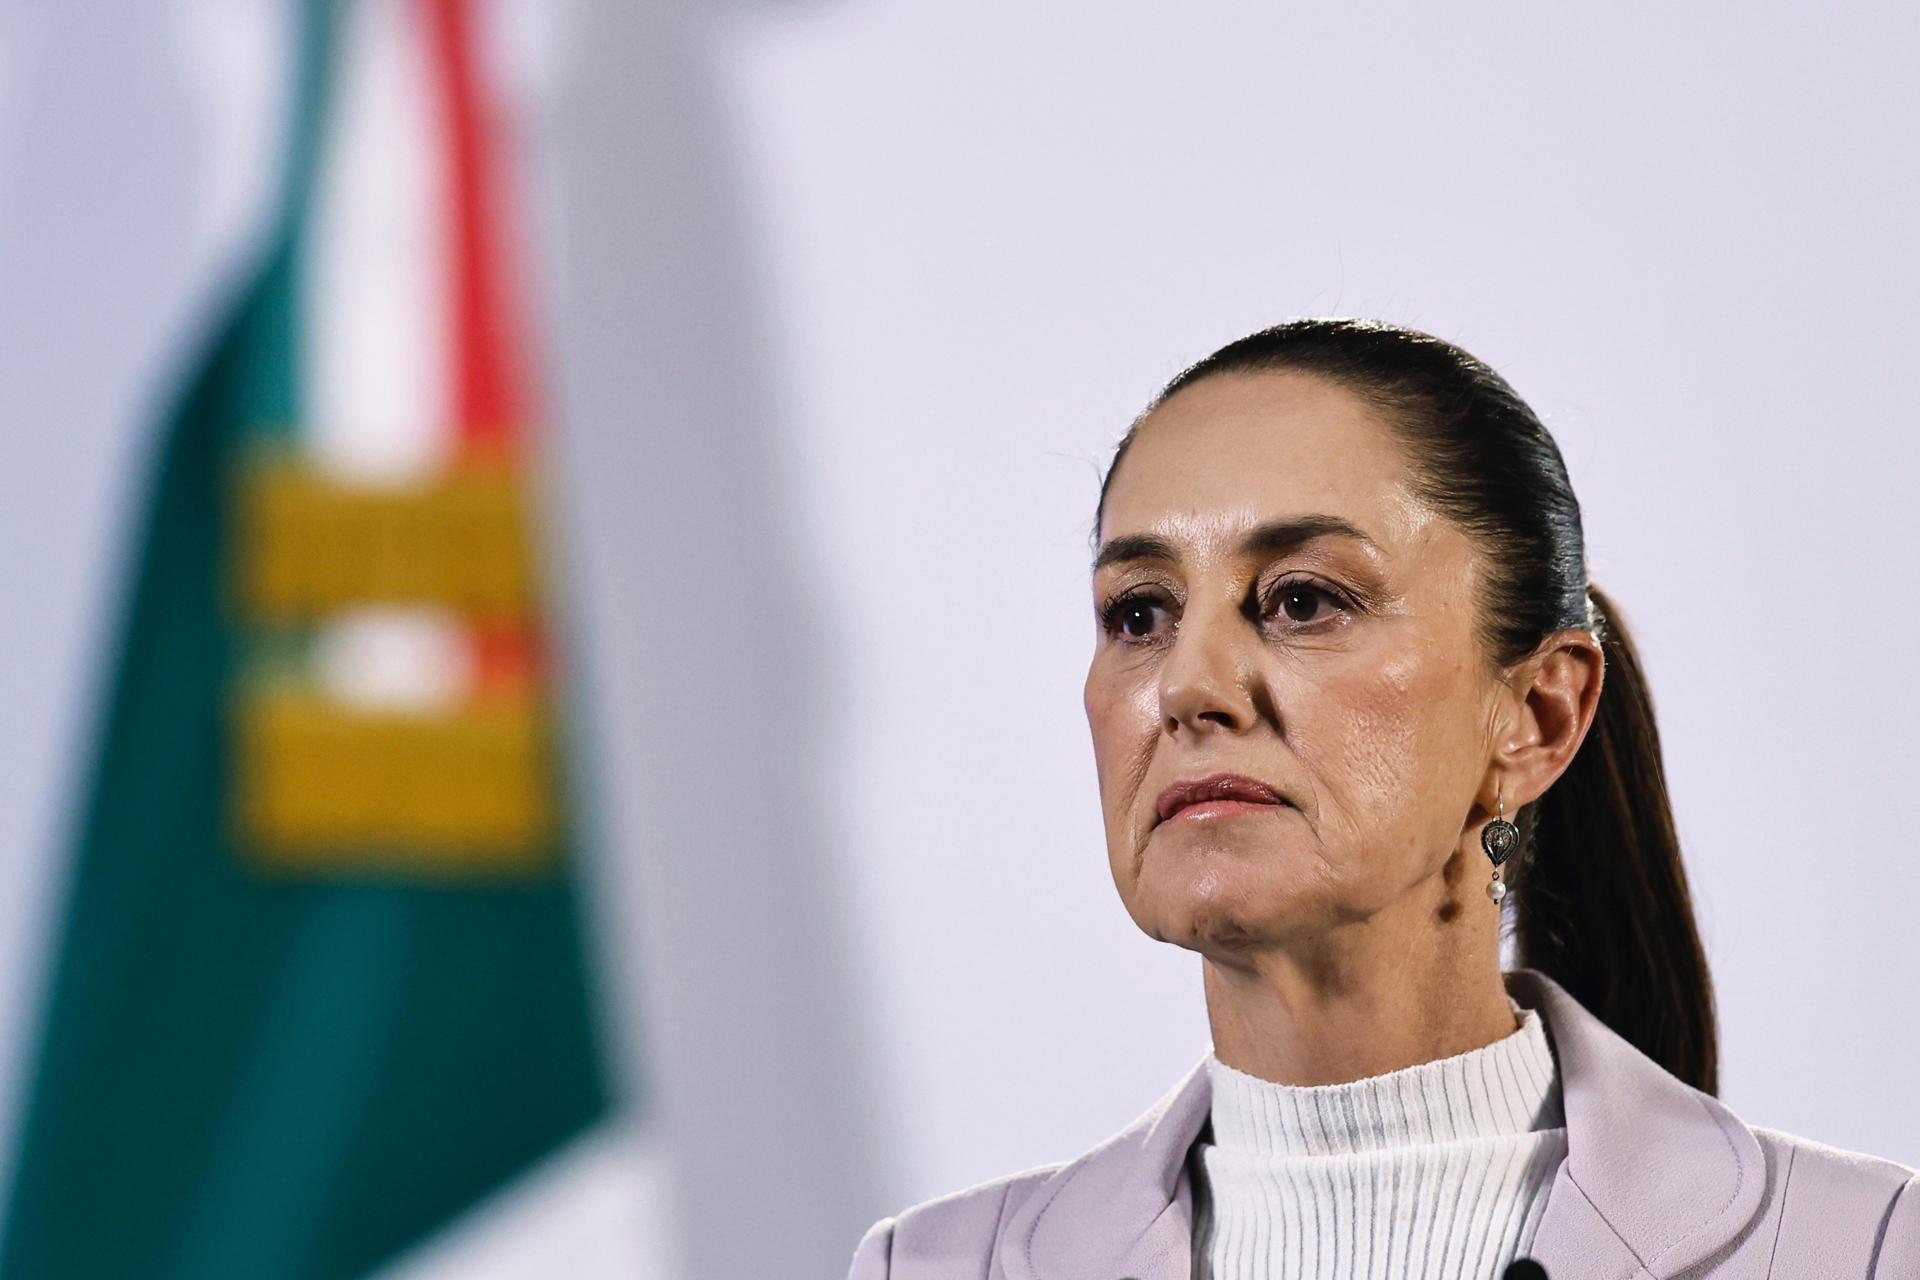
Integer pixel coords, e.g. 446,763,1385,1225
1739,1126,1918,1277
1749,1125,1915,1198
846,1058,1215,1280
846,1163,1063,1280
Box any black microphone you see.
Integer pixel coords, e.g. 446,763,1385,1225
1503,1261,1548,1280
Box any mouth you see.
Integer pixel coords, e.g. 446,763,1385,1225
1153,773,1291,827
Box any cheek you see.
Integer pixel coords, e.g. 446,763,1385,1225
1084,658,1160,816
1301,649,1479,855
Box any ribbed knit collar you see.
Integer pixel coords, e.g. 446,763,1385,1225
1204,1003,1563,1157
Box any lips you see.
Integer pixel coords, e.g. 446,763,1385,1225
1154,773,1289,824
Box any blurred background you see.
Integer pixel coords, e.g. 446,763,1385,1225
1,1,1917,1277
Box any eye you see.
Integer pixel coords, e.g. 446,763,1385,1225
1265,579,1349,627
1099,589,1173,642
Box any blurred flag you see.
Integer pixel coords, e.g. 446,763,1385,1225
0,2,614,1277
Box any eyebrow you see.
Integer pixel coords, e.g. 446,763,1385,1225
1092,514,1380,573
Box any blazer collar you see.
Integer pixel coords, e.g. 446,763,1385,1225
1511,969,1766,1279
1000,1055,1211,1280
1001,968,1765,1280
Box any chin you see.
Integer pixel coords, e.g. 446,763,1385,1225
1126,832,1335,954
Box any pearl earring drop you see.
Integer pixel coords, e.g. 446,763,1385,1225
1481,796,1519,904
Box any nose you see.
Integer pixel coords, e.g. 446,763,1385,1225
1157,597,1262,736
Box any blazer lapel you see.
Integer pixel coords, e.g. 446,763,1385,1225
1000,1059,1211,1280
1512,969,1767,1279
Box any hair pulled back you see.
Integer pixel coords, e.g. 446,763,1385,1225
1095,318,1717,1095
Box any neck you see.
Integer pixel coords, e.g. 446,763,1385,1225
1202,867,1515,1085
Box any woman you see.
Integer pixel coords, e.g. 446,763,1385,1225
847,320,1918,1280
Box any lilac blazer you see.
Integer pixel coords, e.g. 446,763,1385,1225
848,969,1919,1279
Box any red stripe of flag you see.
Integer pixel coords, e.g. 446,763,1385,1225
423,0,525,458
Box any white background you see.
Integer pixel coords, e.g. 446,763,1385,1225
1,2,1916,1276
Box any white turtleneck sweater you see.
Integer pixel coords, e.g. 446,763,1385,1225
1191,1003,1567,1280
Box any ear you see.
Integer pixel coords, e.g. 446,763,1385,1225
1485,628,1606,811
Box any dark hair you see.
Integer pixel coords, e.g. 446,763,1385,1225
1095,318,1717,1095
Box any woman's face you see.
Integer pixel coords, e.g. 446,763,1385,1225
1084,371,1506,957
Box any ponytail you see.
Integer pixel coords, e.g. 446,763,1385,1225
1514,585,1719,1094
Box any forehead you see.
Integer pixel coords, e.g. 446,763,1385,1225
1100,370,1439,556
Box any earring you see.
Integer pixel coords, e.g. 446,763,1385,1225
1481,796,1519,904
